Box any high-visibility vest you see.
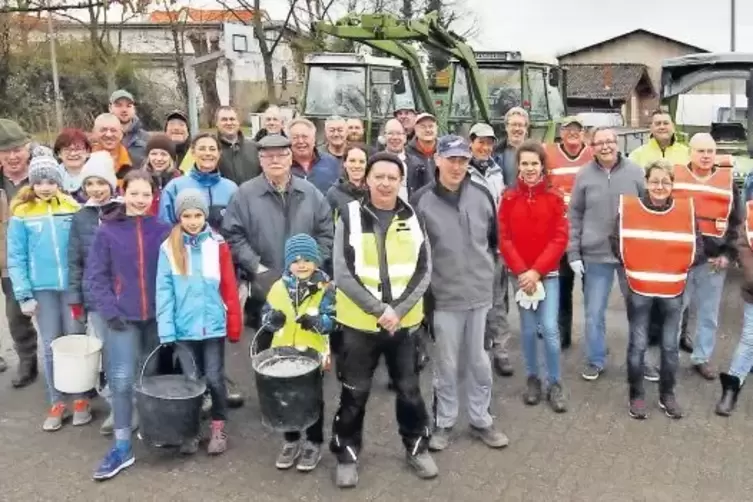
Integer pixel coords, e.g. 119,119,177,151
544,143,593,205
619,195,696,298
716,154,734,168
336,200,425,332
672,164,733,238
745,200,753,250
266,279,328,354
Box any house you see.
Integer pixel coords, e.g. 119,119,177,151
558,28,709,125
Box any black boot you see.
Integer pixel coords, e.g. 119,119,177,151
11,357,37,388
715,372,742,417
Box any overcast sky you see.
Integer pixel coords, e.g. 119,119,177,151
187,0,753,56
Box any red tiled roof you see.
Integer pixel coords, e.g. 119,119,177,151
149,8,261,24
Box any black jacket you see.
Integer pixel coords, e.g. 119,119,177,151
326,178,367,219
217,130,262,186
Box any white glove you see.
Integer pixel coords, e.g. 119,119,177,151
530,300,539,310
20,299,38,317
514,289,533,310
569,260,584,276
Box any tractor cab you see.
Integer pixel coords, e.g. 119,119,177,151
442,51,566,141
662,52,753,187
300,53,419,144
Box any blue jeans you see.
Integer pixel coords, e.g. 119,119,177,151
185,338,228,421
34,290,86,405
88,312,111,402
682,262,727,364
728,302,753,381
104,320,159,432
583,262,628,369
626,292,682,398
517,277,561,385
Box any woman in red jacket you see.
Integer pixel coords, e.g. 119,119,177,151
498,140,569,413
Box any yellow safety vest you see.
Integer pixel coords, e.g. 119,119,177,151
336,200,425,332
266,279,328,354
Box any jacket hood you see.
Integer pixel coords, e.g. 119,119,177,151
189,166,221,187
334,178,368,200
182,226,213,247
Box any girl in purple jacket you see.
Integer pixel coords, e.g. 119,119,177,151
85,170,171,481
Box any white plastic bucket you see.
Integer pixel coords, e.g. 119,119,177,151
51,335,103,394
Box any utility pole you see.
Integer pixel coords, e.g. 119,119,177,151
47,7,63,130
730,0,736,121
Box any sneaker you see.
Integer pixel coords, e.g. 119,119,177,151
547,383,568,413
93,445,134,481
523,376,542,405
406,451,438,479
628,398,648,419
581,364,603,381
180,436,200,455
643,365,660,383
42,402,71,431
207,421,228,455
335,462,359,488
72,399,93,426
275,441,301,470
658,394,684,419
428,427,451,452
469,424,509,449
296,441,322,472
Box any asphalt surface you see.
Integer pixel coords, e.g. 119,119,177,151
2,272,753,502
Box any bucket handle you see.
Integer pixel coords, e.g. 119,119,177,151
139,342,199,388
249,324,271,358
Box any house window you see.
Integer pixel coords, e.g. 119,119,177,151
526,68,549,121
450,66,472,118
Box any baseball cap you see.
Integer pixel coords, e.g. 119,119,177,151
257,134,291,149
109,89,134,104
437,135,471,159
165,110,188,124
415,112,437,124
561,116,584,128
469,123,496,139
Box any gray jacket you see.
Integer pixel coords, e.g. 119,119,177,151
412,177,497,311
567,155,645,264
469,157,505,207
222,175,334,276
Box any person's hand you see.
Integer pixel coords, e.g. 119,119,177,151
107,317,127,331
70,304,85,322
709,256,730,272
518,270,540,294
378,306,400,334
296,314,319,332
266,309,286,331
20,299,37,317
569,260,584,276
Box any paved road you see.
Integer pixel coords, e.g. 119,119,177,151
2,272,753,502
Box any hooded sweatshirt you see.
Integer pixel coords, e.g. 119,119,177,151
159,167,238,230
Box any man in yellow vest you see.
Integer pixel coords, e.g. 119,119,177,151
329,152,436,488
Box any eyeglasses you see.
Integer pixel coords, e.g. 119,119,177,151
592,139,617,147
260,151,291,160
647,179,673,188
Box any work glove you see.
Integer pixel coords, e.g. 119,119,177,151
20,299,38,317
296,314,320,332
70,304,85,322
569,260,584,276
107,317,128,331
265,309,286,331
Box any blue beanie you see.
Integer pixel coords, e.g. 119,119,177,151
284,233,321,270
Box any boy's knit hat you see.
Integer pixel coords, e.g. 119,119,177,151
28,156,63,187
284,233,321,270
146,132,177,160
175,187,208,217
80,151,117,192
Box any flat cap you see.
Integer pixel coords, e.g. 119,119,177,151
256,133,291,149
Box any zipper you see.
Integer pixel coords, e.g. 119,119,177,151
136,217,148,320
362,204,392,302
48,204,64,288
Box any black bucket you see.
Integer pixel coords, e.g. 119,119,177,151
251,336,323,432
134,343,206,447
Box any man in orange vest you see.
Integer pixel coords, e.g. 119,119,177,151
672,133,742,380
545,116,593,349
91,113,133,188
612,160,703,419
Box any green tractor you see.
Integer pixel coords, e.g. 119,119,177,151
299,12,566,144
661,52,753,189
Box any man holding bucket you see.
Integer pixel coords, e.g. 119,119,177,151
330,152,436,488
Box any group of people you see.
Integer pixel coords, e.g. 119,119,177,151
1,90,752,488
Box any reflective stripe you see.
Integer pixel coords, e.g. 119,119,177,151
746,200,753,250
620,229,696,242
549,166,581,175
672,182,733,197
625,270,688,282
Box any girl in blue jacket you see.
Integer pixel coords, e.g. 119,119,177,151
6,156,83,431
156,188,242,456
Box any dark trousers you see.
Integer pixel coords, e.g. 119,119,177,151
648,304,689,347
285,400,324,444
186,338,228,421
557,256,580,342
330,326,430,464
626,292,682,399
1,277,37,361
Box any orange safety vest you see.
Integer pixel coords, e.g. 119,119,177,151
746,200,753,249
619,195,696,298
716,154,734,168
671,164,733,238
544,143,593,205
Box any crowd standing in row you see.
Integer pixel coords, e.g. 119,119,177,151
0,91,752,487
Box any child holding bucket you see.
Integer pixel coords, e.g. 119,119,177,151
155,187,242,456
6,156,85,431
85,170,171,481
261,233,336,473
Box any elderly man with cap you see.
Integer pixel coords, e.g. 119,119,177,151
412,135,509,453
0,119,43,382
330,151,436,488
222,133,334,320
406,113,439,165
164,110,193,172
394,105,418,141
544,116,593,350
468,122,513,376
108,89,149,168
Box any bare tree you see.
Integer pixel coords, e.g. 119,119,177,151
158,1,189,108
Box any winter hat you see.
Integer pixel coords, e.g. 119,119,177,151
80,151,117,193
284,233,321,270
365,151,405,177
28,156,63,187
175,188,208,217
0,119,30,151
145,133,177,160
